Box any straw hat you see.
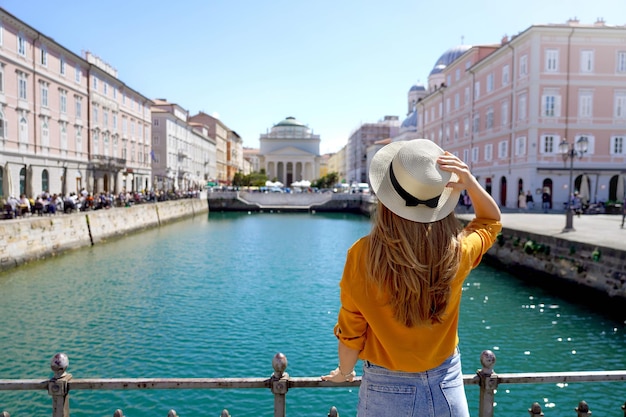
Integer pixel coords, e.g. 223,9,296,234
369,139,460,223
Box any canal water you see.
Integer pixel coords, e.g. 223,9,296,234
0,212,624,417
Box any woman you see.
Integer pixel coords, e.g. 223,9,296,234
322,139,501,417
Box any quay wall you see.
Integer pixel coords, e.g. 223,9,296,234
0,199,208,272
483,225,626,305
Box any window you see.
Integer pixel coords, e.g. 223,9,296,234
455,68,461,81
0,23,3,46
474,81,480,99
93,131,99,153
75,97,82,118
579,91,593,118
103,82,108,96
75,66,81,83
92,76,98,90
501,102,508,127
60,123,67,151
463,148,469,162
0,110,6,138
76,126,82,153
42,170,49,192
464,87,470,104
545,49,558,72
445,98,450,113
618,52,626,73
498,140,508,158
472,147,479,163
610,136,625,155
0,65,4,93
103,111,108,128
519,55,528,76
502,65,510,86
463,117,469,137
60,58,66,75
485,144,493,161
41,119,49,148
615,92,626,119
486,107,494,129
540,135,559,154
473,114,480,133
18,72,27,100
93,107,98,124
18,33,26,56
581,50,594,73
40,83,49,107
518,94,527,120
113,113,118,130
19,112,28,143
515,137,527,156
486,73,494,93
40,48,47,66
454,93,460,109
542,95,557,117
60,90,67,114
454,121,459,140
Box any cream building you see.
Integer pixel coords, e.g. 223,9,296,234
259,116,321,186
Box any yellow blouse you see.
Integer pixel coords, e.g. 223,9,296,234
334,218,502,372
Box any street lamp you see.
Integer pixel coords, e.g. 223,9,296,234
559,136,588,232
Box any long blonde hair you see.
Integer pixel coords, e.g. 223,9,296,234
367,201,463,326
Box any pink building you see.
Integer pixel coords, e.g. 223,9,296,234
415,19,626,211
0,8,153,200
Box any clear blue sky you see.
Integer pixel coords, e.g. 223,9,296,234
2,0,623,153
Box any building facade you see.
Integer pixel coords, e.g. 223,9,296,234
0,8,153,199
345,116,400,186
412,19,626,209
151,99,216,192
259,116,321,186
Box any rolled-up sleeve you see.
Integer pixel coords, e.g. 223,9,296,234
333,243,368,352
462,218,502,267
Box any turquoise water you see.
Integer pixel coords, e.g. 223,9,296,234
0,212,624,417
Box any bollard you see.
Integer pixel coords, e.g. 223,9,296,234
328,406,339,416
528,402,544,416
270,353,289,417
48,353,72,417
477,350,497,417
220,410,231,417
574,400,591,417
167,410,178,417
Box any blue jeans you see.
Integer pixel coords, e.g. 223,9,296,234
357,349,469,417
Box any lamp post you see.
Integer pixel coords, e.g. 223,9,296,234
559,137,588,232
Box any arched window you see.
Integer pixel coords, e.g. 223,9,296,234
19,167,26,195
42,169,49,193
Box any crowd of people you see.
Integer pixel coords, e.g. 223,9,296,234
2,188,201,219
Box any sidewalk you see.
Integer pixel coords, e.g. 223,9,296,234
457,211,626,252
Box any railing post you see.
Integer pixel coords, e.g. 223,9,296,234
47,353,72,417
477,350,497,417
220,410,231,417
328,406,339,416
528,402,544,416
621,401,626,417
574,400,591,417
2,411,10,417
269,353,289,417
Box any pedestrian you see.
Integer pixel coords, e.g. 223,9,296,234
518,191,527,211
321,139,502,417
621,196,626,229
542,189,551,213
526,190,534,210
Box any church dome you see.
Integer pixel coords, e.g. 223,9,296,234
409,84,426,92
429,45,472,75
400,110,418,131
274,116,306,127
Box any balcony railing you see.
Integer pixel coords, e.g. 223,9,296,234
1,351,625,417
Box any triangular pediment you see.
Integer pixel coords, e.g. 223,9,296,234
266,146,315,156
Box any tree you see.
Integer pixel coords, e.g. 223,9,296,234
313,172,339,189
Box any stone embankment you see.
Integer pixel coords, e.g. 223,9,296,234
207,191,375,215
0,198,208,272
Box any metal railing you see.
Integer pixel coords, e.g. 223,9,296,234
1,351,625,417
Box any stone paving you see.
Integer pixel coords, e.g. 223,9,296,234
457,211,626,252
